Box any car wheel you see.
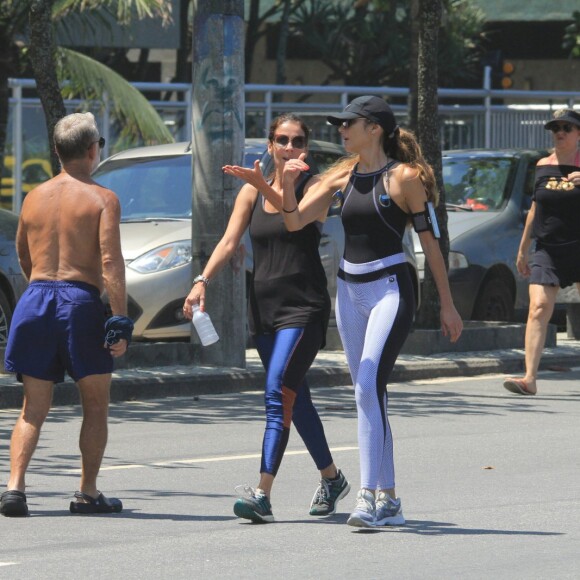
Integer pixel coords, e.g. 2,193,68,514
472,277,514,322
0,287,13,345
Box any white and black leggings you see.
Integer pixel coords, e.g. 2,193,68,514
336,258,414,491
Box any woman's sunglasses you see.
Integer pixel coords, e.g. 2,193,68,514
549,123,574,134
273,135,306,149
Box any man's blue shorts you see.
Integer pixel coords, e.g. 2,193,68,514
5,280,113,383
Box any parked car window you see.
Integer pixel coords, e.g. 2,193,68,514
521,162,537,211
96,156,192,219
443,157,516,211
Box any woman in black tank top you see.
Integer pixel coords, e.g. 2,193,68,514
503,109,580,397
184,115,349,524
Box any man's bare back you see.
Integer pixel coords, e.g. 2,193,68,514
17,145,126,317
20,173,113,289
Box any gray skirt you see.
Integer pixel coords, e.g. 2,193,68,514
530,241,580,288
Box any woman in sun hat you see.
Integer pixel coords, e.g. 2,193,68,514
503,108,580,396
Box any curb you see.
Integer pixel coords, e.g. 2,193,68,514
0,343,578,409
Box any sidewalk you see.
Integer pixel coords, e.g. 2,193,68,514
0,334,578,409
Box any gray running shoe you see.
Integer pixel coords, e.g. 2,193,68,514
309,469,351,516
346,489,376,528
233,485,274,523
374,491,405,526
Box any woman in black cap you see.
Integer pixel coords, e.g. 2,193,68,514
225,95,463,528
503,109,580,396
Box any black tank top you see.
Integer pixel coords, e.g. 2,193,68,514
532,164,580,245
248,174,330,339
341,162,409,263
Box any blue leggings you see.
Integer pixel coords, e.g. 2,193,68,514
254,324,333,476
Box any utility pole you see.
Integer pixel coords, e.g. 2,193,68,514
191,0,245,367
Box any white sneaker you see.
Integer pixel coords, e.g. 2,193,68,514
375,491,405,526
346,489,375,528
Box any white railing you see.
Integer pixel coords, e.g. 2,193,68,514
4,71,580,213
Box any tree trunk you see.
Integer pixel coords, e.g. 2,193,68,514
407,0,419,132
0,37,11,191
244,0,260,83
273,0,291,100
0,10,17,194
191,0,246,367
173,0,191,83
414,0,450,329
29,0,66,176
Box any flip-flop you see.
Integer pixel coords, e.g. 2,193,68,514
503,378,536,396
69,491,123,514
0,490,29,517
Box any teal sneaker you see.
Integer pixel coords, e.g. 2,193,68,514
233,486,274,523
374,492,405,526
309,469,351,516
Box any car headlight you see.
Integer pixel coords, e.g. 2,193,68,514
448,251,468,270
128,241,192,274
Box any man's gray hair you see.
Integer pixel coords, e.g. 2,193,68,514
54,112,99,162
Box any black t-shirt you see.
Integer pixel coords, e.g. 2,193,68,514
248,173,330,340
533,164,580,245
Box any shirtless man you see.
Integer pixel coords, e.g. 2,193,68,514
0,112,132,517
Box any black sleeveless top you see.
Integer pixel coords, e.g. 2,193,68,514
533,164,580,246
340,162,409,263
248,173,330,341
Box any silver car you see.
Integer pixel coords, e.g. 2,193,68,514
413,149,548,322
0,208,27,344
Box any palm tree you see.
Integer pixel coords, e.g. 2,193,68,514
414,0,450,329
1,0,174,179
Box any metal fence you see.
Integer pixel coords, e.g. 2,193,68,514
4,71,580,213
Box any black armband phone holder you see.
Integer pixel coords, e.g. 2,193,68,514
411,201,440,239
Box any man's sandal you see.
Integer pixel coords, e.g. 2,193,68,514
69,491,123,514
0,490,29,517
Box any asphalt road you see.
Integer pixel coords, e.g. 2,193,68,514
1,368,579,579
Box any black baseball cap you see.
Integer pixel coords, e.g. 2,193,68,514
544,109,580,130
327,96,399,137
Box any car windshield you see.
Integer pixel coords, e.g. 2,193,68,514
95,155,192,220
443,156,516,212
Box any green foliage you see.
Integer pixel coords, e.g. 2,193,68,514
2,0,173,145
53,0,172,26
563,10,580,58
59,48,173,145
290,0,486,87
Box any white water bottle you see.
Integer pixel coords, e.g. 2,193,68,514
191,304,219,346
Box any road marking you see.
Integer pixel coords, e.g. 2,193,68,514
0,562,18,568
64,446,359,474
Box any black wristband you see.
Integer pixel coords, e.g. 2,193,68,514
282,206,298,213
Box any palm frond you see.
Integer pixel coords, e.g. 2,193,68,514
53,0,172,26
58,47,174,145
